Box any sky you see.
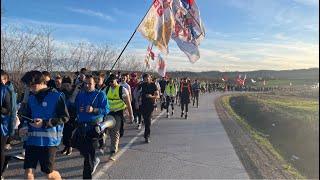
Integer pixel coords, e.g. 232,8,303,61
1,0,319,72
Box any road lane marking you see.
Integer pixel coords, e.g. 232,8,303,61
93,111,165,179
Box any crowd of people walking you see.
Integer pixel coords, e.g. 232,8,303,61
1,68,211,180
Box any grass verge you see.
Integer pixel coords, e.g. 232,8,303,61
220,94,305,179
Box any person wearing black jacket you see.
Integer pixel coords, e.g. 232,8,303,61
180,78,192,119
158,77,167,111
139,74,159,143
60,76,77,156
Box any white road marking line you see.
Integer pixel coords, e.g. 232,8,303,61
93,111,165,179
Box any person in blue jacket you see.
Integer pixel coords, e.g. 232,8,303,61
1,70,17,178
18,71,69,180
74,74,109,179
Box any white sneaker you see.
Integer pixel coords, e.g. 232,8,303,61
14,151,25,160
137,124,141,130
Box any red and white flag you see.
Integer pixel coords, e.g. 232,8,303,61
138,0,175,54
171,0,205,63
236,74,246,86
147,45,155,60
157,54,167,77
144,44,156,69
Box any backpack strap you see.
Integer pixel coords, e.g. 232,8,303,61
119,85,123,101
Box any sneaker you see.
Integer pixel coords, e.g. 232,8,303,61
61,147,68,155
137,124,141,130
91,157,100,175
14,150,25,160
66,147,72,156
109,151,116,161
145,138,150,143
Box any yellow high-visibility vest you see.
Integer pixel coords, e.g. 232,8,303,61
107,85,127,112
165,83,177,97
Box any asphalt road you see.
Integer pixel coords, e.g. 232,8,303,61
3,92,249,179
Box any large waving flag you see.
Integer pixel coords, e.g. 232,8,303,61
157,54,167,77
171,0,205,63
138,0,175,54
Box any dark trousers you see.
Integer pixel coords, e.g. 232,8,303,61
78,138,97,179
142,107,154,139
193,92,199,107
181,102,189,113
137,106,142,124
1,135,8,174
165,96,174,112
62,120,75,148
120,119,124,138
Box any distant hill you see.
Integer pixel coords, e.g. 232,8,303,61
166,68,319,80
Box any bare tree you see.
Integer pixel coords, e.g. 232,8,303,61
34,27,56,71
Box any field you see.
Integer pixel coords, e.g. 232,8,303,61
222,91,319,178
254,79,317,87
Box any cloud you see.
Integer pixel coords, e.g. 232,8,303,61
2,17,109,35
1,17,133,44
226,0,319,34
112,7,138,18
66,7,115,22
273,33,289,40
128,37,319,72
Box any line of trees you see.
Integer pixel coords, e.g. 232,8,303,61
1,25,148,73
1,24,150,95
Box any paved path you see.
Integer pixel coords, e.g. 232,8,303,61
3,92,249,179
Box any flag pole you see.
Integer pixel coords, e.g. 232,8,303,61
109,1,154,71
91,1,154,105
